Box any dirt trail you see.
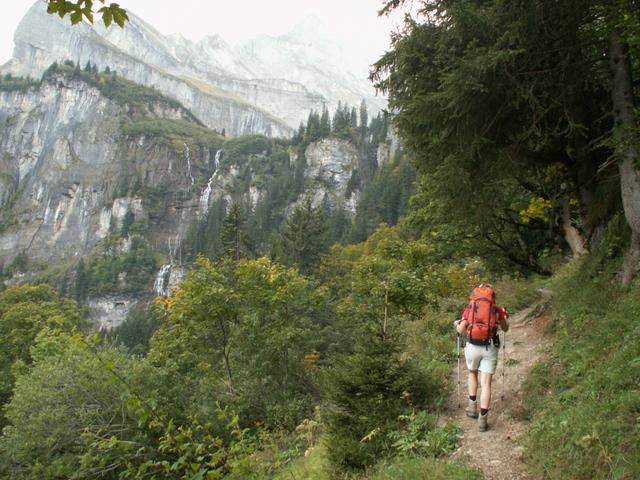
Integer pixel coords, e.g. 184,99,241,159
441,303,550,480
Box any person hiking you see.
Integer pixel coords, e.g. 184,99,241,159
454,283,508,432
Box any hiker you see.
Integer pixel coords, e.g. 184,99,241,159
454,283,508,432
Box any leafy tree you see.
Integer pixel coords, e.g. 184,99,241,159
150,257,324,427
320,227,454,472
0,285,85,421
372,0,638,274
0,331,165,479
232,258,323,426
150,257,237,399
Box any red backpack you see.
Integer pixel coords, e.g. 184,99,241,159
466,285,499,345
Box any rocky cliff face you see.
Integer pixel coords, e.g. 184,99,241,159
303,139,359,213
3,1,385,137
0,75,208,262
0,74,372,328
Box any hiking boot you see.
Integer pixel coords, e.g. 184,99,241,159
478,411,489,432
465,399,478,418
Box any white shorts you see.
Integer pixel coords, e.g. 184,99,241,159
465,343,498,375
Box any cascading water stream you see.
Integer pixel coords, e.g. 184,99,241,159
154,264,171,296
214,148,222,171
184,143,195,188
199,149,222,214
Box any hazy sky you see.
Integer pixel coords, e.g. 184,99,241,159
0,0,409,71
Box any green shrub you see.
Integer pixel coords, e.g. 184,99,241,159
368,456,480,480
387,411,459,457
322,332,436,472
0,74,41,92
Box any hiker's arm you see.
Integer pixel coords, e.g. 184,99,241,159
499,307,509,332
455,306,470,334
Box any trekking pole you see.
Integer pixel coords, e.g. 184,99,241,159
456,333,461,409
501,331,506,402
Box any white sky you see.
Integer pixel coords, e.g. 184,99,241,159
0,0,410,71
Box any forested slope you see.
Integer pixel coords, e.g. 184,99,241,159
0,1,638,478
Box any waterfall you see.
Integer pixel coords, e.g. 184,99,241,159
184,143,194,188
154,264,171,296
199,149,222,214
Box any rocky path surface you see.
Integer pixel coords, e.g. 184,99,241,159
442,303,550,480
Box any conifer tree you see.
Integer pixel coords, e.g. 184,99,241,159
323,329,430,471
320,105,331,137
359,100,369,140
221,203,252,261
350,106,358,128
276,197,329,275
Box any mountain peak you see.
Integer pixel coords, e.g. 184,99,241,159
284,14,335,45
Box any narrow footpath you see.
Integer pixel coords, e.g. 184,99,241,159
442,303,550,480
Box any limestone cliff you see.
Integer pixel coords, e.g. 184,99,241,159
3,1,386,137
0,73,382,328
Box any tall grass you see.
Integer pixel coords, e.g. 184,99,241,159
523,258,640,479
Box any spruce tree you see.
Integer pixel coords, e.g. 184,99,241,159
359,100,369,141
350,106,358,128
221,203,252,261
320,105,331,137
276,197,329,275
323,329,430,471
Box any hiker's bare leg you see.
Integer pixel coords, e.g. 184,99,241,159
468,370,478,397
480,371,493,409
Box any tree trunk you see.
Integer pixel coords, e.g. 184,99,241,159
609,30,640,285
217,318,234,394
561,198,587,258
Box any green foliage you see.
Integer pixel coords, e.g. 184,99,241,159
149,257,325,428
348,150,415,243
2,250,29,277
46,0,129,27
79,405,256,480
121,117,221,148
222,203,253,260
0,331,164,479
387,411,459,457
103,302,160,356
184,197,227,260
366,456,480,480
322,332,433,472
523,254,640,479
0,74,40,92
223,135,272,164
82,236,158,296
0,285,85,421
43,61,191,116
373,0,627,273
273,197,330,276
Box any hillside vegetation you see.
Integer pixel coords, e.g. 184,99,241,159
523,227,640,479
0,0,639,478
